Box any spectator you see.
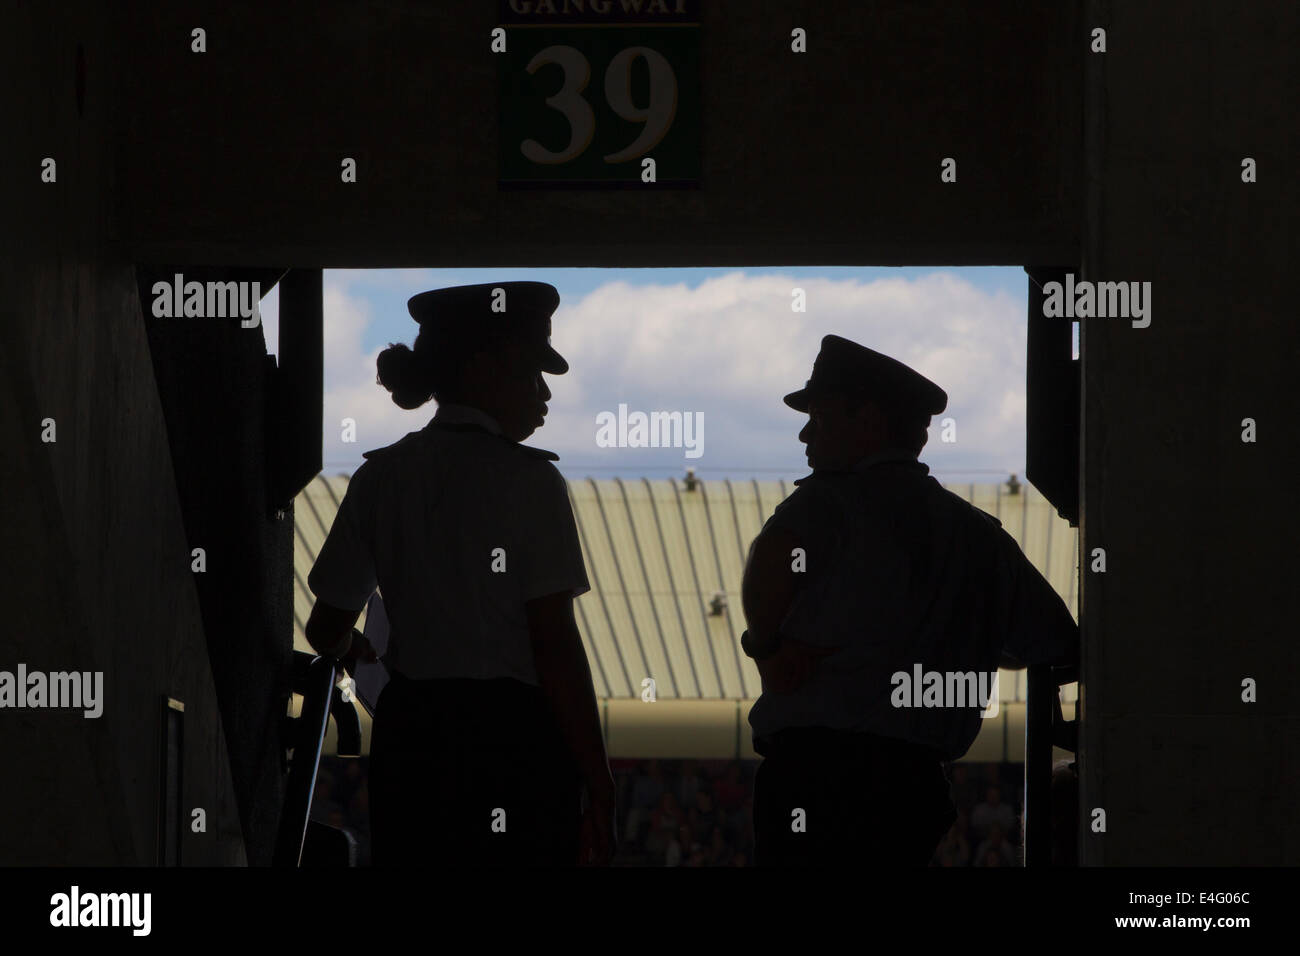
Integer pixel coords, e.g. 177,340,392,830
644,791,683,863
703,824,731,865
692,788,718,833
678,763,703,808
933,809,971,867
685,806,702,841
621,759,661,845
713,763,746,813
665,823,697,867
631,758,666,811
974,823,1015,867
970,785,1016,842
947,763,978,814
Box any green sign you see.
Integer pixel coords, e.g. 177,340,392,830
498,2,701,188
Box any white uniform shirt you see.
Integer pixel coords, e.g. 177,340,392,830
747,449,1078,760
307,404,590,684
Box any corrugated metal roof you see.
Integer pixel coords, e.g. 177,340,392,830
293,472,1079,707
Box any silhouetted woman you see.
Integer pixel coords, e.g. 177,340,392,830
304,282,614,866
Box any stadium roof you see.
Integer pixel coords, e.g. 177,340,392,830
294,472,1078,761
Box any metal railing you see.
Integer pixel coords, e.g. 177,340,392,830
1024,663,1078,867
273,648,362,867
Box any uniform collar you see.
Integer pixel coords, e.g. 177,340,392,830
852,448,922,471
429,403,503,436
793,448,926,485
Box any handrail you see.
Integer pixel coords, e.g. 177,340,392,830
1024,664,1077,867
273,653,338,867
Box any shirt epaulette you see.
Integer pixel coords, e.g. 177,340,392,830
361,432,420,460
517,444,561,462
425,419,560,461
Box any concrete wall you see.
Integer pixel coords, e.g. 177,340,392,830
141,299,296,866
1078,1,1300,864
111,0,1082,268
0,2,289,865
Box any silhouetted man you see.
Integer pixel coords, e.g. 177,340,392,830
303,282,615,866
742,334,1079,866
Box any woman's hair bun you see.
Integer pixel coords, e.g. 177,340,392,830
376,341,435,410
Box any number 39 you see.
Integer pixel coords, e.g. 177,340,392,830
521,45,678,165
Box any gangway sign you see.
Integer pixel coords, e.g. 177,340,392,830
497,1,702,187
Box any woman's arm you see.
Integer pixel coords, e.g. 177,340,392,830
525,591,612,790
525,590,616,864
304,600,363,658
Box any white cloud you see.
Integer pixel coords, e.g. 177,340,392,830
318,271,1029,479
320,283,407,469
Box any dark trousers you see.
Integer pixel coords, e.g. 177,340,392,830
753,728,957,867
369,673,581,866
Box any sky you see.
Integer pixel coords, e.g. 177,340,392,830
258,266,1046,483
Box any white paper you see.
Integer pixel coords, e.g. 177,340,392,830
352,590,391,717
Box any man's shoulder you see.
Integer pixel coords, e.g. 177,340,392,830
772,475,842,520
924,479,1005,531
513,442,562,463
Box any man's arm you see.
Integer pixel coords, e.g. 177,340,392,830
999,534,1080,670
741,526,802,652
741,525,834,693
999,648,1027,670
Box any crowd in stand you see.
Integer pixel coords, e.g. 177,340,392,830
931,762,1024,867
312,754,1023,867
610,758,755,866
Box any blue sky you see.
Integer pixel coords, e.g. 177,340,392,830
261,266,1037,483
